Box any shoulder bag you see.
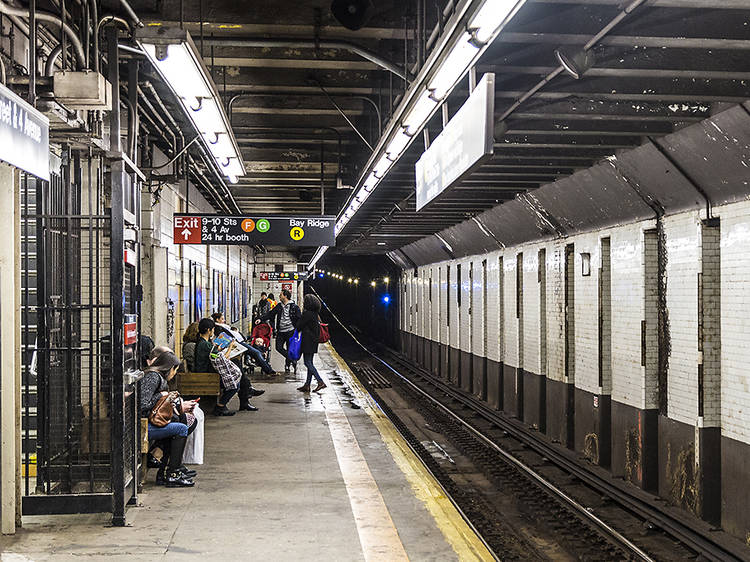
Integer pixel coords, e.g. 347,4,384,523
149,391,181,427
318,315,330,344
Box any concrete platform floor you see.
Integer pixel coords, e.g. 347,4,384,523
1,345,491,561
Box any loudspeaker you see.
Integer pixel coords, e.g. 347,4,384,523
330,0,374,31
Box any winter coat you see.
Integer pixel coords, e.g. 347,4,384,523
295,310,320,356
260,301,301,334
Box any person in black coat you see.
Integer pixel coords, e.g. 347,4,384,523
296,294,326,393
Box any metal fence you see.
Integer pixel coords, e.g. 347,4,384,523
20,149,141,522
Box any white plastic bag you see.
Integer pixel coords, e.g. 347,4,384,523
183,405,204,465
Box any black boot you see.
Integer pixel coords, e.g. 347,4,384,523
166,437,195,488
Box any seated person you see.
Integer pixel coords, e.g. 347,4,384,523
181,321,200,371
211,312,276,376
195,318,260,414
139,351,198,487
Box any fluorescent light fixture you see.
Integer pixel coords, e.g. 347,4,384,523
138,26,244,182
308,245,329,269
317,0,529,270
385,129,413,158
427,33,479,100
468,0,525,44
403,90,438,136
372,153,394,178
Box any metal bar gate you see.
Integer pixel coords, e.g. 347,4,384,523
20,147,142,524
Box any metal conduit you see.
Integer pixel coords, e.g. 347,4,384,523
0,0,86,68
202,37,406,80
497,0,649,123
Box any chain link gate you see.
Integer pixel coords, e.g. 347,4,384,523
20,148,142,524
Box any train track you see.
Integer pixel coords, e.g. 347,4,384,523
316,291,746,562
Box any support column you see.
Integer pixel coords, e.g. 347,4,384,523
0,163,19,534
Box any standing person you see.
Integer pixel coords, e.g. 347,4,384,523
139,351,199,487
296,294,326,393
256,289,300,373
255,292,270,323
194,318,239,416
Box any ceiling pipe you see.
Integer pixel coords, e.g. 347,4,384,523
0,0,86,68
202,37,406,80
227,91,382,134
496,0,649,124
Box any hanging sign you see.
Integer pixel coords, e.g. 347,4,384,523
415,73,495,211
259,272,300,281
173,215,335,246
0,83,50,180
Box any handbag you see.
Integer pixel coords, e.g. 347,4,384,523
288,330,303,362
318,321,330,344
149,391,180,427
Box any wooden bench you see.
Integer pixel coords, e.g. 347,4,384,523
175,371,220,410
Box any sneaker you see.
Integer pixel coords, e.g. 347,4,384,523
284,365,291,373
297,384,311,392
165,471,195,488
250,388,265,397
239,402,259,411
213,405,236,417
313,382,327,393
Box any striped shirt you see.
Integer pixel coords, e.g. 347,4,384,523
279,302,295,333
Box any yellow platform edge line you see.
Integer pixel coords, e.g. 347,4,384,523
326,344,495,562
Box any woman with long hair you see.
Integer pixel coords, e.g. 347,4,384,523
296,294,326,393
139,351,199,487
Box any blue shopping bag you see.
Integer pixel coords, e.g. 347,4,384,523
288,330,302,361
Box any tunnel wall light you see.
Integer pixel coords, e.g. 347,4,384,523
311,0,528,270
137,26,245,181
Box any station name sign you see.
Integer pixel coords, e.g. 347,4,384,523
0,83,50,180
415,73,495,211
173,214,336,246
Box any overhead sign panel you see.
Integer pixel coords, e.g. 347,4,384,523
173,215,336,246
415,73,495,211
259,272,300,281
0,83,50,180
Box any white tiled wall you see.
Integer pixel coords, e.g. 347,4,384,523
399,199,750,448
523,248,541,375
719,203,750,443
574,233,602,395
664,212,701,425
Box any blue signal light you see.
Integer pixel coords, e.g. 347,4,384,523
382,295,391,304
318,272,324,278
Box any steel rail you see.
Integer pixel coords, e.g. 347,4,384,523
314,288,743,562
384,352,745,562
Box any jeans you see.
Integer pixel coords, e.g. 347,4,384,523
276,330,295,368
303,353,322,385
148,421,188,441
239,341,273,373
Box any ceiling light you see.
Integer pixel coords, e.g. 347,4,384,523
377,242,386,246
383,277,390,284
468,0,526,45
385,129,413,159
403,90,438,136
555,46,595,80
370,281,376,287
372,153,394,178
354,279,359,284
427,33,479,100
138,26,244,182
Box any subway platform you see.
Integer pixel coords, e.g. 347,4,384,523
1,345,491,561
